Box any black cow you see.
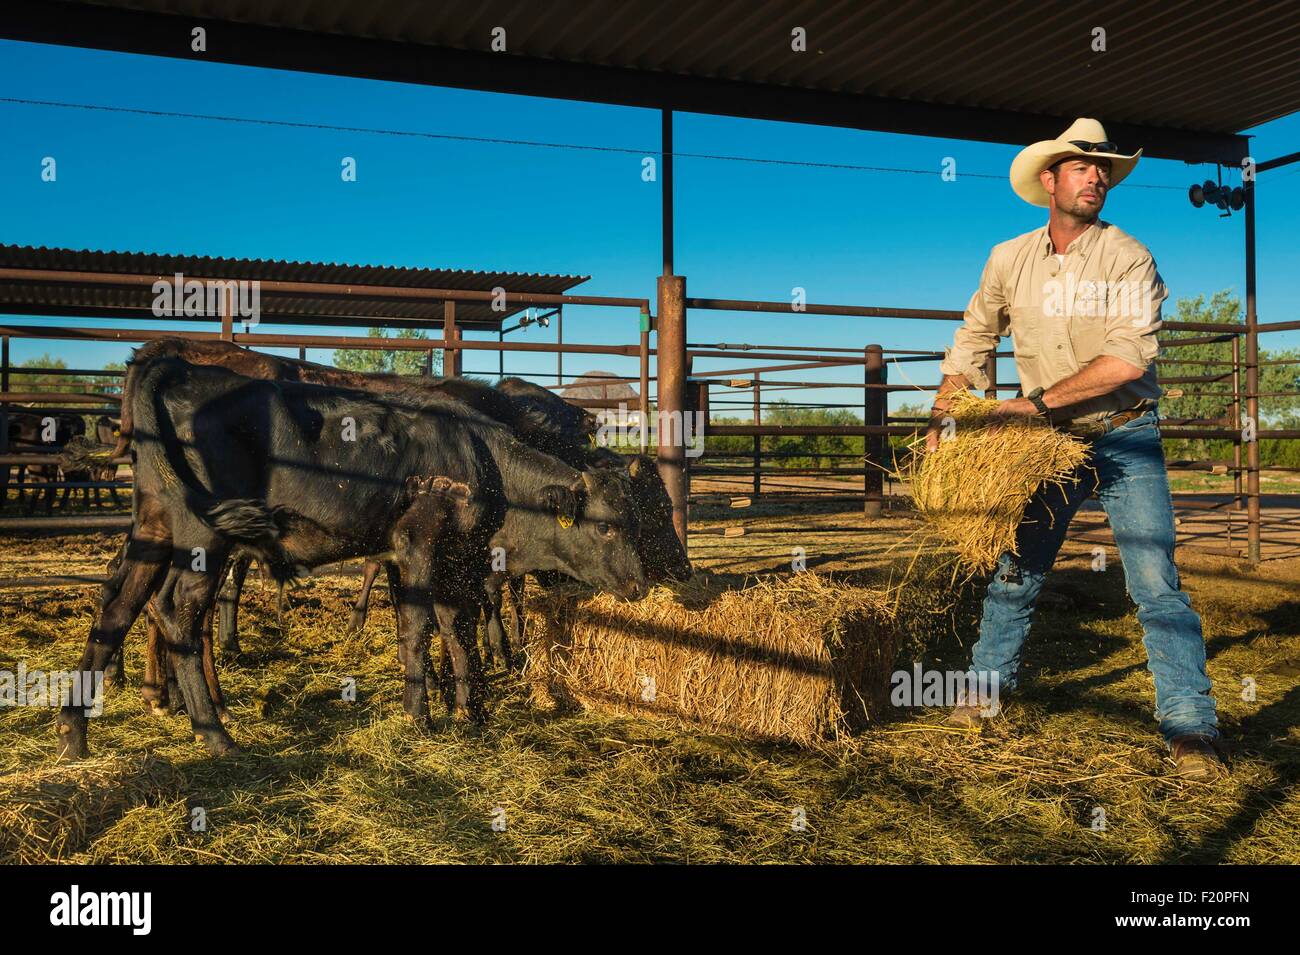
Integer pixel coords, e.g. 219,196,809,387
57,357,647,758
344,448,691,669
4,412,86,515
57,416,123,511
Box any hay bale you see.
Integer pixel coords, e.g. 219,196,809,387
899,390,1089,574
0,754,180,862
525,572,937,746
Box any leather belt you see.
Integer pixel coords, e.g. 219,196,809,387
1060,407,1149,440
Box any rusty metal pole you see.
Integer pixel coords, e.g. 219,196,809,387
1245,183,1261,564
220,285,233,342
753,372,761,497
655,106,689,545
443,300,460,376
556,306,563,386
661,108,673,277
657,274,688,548
639,307,650,455
1232,334,1242,509
864,344,885,517
0,336,8,460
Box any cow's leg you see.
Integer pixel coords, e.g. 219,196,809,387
391,564,437,730
141,606,171,715
506,576,527,672
435,600,487,723
102,643,127,691
156,563,238,755
347,559,383,635
216,554,251,656
57,538,168,758
483,583,513,671
200,604,228,721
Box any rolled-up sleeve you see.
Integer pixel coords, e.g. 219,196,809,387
939,254,1007,392
1098,254,1166,371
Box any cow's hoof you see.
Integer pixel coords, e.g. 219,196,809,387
147,701,171,717
56,720,89,760
404,713,436,735
103,662,127,691
344,611,367,635
197,732,241,756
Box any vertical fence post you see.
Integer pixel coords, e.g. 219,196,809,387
556,306,563,387
752,372,761,497
1245,182,1261,564
1,335,9,457
656,274,688,548
639,307,650,455
443,300,460,377
864,344,885,517
220,285,233,342
1232,333,1242,516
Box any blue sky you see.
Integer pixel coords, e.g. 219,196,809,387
2,38,1297,414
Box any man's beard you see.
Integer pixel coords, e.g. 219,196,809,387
1059,195,1102,221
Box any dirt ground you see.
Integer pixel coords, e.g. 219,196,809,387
1,506,1298,863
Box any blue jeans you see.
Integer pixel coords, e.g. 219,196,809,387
969,409,1218,744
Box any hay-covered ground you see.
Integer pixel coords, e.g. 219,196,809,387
1,513,1298,864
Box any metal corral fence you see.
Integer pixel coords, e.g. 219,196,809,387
2,256,1299,567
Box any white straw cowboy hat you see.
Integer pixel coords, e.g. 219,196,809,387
1010,118,1142,207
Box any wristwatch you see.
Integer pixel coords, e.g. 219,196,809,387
1027,387,1052,420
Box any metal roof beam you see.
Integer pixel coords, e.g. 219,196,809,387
2,0,1251,164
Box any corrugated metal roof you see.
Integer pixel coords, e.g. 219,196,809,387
63,0,1300,138
0,244,590,331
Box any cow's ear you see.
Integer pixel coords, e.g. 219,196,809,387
540,484,578,528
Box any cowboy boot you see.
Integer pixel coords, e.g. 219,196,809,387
1169,734,1227,781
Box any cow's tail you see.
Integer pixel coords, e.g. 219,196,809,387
111,340,188,460
132,357,297,583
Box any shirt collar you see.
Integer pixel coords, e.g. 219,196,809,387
1040,219,1108,258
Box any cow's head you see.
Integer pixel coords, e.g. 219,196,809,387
624,455,691,582
537,468,647,599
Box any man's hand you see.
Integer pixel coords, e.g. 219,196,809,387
986,396,1042,432
924,374,972,452
924,415,946,452
989,397,1039,419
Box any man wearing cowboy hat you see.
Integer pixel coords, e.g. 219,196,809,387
925,118,1224,780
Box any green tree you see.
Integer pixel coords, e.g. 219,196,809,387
333,328,441,376
1159,291,1300,468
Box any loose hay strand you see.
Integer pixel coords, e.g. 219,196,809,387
898,389,1091,575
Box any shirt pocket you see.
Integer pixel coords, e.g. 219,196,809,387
1009,305,1040,357
1068,307,1107,365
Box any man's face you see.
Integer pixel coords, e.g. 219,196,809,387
1042,157,1111,219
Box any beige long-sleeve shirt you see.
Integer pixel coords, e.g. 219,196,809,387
938,219,1166,424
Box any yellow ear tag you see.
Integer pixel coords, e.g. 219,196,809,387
557,514,574,529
